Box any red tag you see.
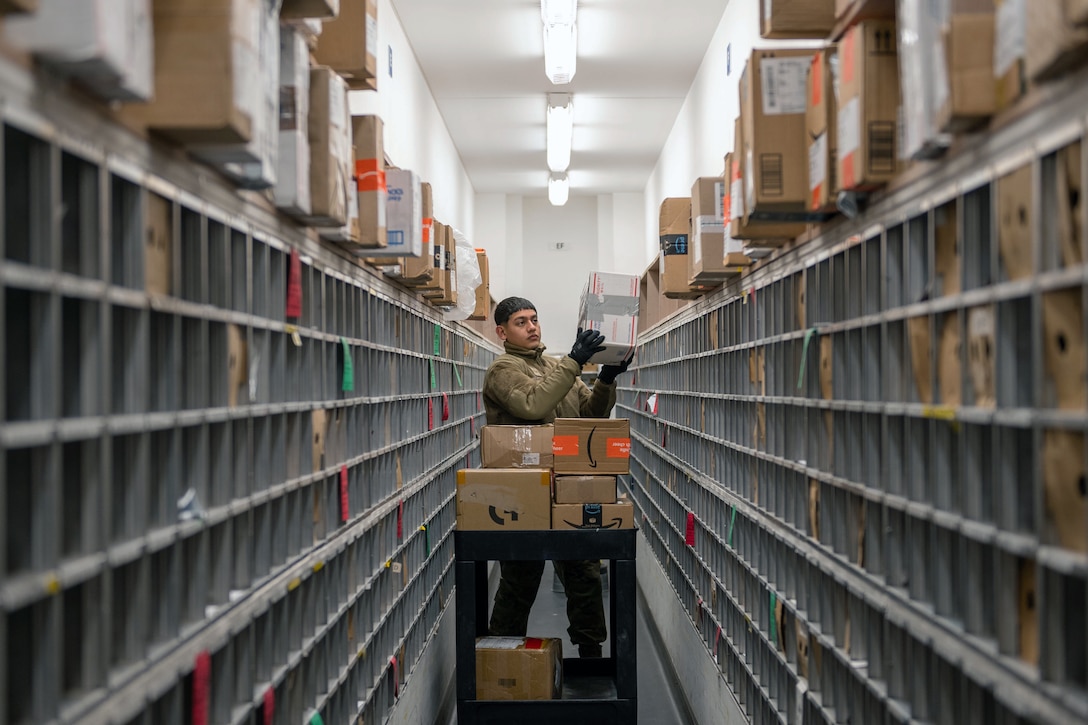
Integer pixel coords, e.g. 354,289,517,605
192,650,211,725
714,626,722,657
811,51,823,106
428,399,434,430
286,248,302,318
262,688,274,725
470,417,476,436
607,438,631,458
340,466,349,522
524,637,545,650
442,393,450,421
391,655,399,697
685,512,696,546
397,499,404,539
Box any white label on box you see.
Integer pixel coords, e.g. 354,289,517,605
838,97,860,158
730,176,744,220
760,57,809,115
994,0,1025,76
809,132,827,193
693,227,703,265
366,13,377,57
714,181,725,221
764,0,772,22
476,637,524,650
521,452,541,466
724,227,744,255
745,148,756,211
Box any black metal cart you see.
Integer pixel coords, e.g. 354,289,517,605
454,528,638,724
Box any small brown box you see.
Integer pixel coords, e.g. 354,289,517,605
552,418,631,475
554,475,617,504
313,0,378,89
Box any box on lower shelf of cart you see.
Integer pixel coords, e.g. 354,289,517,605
475,636,563,700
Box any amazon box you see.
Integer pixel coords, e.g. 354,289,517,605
577,271,640,365
480,425,554,469
837,20,902,191
554,475,617,504
552,500,634,530
475,637,562,701
659,197,700,298
552,418,631,475
456,468,551,531
313,0,377,89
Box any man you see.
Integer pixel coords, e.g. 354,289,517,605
482,296,632,658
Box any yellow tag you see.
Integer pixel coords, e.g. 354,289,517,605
313,560,324,573
44,574,61,596
385,559,392,569
288,577,302,591
419,525,427,532
284,324,302,347
737,266,743,274
921,405,956,421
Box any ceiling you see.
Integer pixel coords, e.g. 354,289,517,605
389,0,730,198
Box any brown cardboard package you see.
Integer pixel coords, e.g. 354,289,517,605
806,48,838,212
552,418,631,475
400,182,435,283
739,48,816,220
1025,0,1088,81
475,637,562,700
145,193,172,296
938,9,996,133
552,500,634,530
762,0,836,39
659,197,699,298
480,425,554,469
352,115,387,249
280,0,338,19
554,475,618,504
413,221,446,292
837,20,902,191
313,0,377,89
425,226,458,306
470,250,491,320
730,119,806,241
456,468,552,530
307,67,352,227
121,0,261,145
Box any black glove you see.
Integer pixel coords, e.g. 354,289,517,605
568,328,606,367
598,354,632,385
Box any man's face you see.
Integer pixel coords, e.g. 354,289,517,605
497,308,541,348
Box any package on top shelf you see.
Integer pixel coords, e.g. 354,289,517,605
306,66,352,227
189,2,281,188
688,176,746,284
806,47,839,212
352,115,388,249
729,117,806,243
274,23,312,215
398,181,436,283
577,271,639,365
283,17,323,50
4,0,153,102
412,220,446,293
280,0,338,20
1025,0,1088,81
837,20,904,191
317,145,361,243
935,0,996,134
469,249,490,320
424,225,458,307
761,0,836,39
739,48,828,224
313,0,378,90
658,197,700,298
360,168,423,259
994,0,1026,111
897,0,953,160
121,0,264,145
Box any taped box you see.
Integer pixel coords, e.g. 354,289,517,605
475,637,562,701
552,418,631,475
480,425,554,469
552,499,634,530
578,272,639,365
659,197,701,298
456,468,551,531
806,47,839,212
352,115,388,249
363,168,423,259
313,0,378,89
274,23,312,215
729,119,806,242
306,67,352,227
554,475,617,504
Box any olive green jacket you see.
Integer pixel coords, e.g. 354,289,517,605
483,342,616,425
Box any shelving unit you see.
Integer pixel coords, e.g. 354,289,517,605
0,59,497,725
623,65,1088,724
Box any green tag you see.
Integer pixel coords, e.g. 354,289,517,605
340,338,354,392
429,359,436,390
433,324,441,356
769,591,777,643
310,714,325,725
453,363,462,387
796,328,817,390
727,506,736,547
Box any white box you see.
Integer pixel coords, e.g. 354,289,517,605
274,24,311,215
361,168,423,258
578,272,640,365
4,0,153,102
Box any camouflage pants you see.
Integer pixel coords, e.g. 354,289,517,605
488,559,606,646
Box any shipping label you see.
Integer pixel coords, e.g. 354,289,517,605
994,0,1025,76
760,57,809,115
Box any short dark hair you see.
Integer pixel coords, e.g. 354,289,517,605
495,296,536,325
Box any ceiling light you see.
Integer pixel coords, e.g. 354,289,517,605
543,22,577,84
548,173,569,206
546,93,572,172
541,0,577,26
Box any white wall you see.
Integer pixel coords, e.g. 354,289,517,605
348,0,476,240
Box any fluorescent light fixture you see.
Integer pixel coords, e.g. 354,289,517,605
546,93,572,172
541,0,577,26
548,173,569,206
543,21,577,84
